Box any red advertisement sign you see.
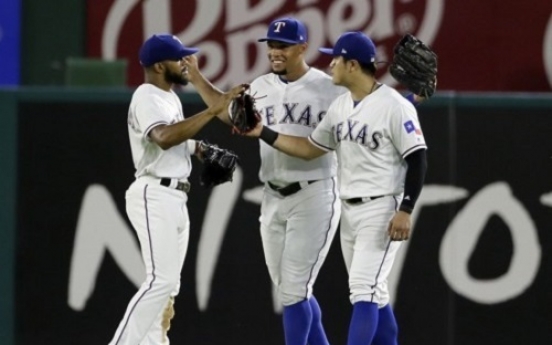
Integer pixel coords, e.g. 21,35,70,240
87,0,552,92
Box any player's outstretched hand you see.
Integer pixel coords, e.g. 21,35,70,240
209,84,249,116
387,211,411,241
241,121,264,138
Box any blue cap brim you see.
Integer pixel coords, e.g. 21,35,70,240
258,37,302,44
318,47,334,56
180,47,199,57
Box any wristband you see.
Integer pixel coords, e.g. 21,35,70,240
260,126,279,146
399,203,413,214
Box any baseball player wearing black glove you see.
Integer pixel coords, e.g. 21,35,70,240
245,31,428,345
110,33,246,345
389,33,438,99
183,20,434,345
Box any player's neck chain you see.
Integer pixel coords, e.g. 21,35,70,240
352,81,382,108
361,81,381,98
359,81,381,99
369,81,382,95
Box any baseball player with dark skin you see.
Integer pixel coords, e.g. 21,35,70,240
184,19,425,345
245,31,428,345
108,34,244,345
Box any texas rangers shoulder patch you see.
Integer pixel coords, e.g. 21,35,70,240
403,120,422,135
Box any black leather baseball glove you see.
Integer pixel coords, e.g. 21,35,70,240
389,34,438,98
228,92,261,133
199,141,239,188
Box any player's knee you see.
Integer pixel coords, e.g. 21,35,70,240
171,282,182,296
279,290,307,306
349,283,390,307
152,275,180,296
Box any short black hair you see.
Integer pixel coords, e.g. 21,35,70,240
343,57,377,76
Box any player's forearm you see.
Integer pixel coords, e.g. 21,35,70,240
152,109,217,149
259,126,324,160
400,149,427,213
189,72,234,125
189,70,223,107
413,94,426,104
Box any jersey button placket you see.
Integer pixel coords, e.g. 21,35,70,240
280,85,289,125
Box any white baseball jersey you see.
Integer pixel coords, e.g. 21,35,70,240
309,84,427,199
251,68,344,308
127,83,196,180
112,83,192,345
249,68,347,184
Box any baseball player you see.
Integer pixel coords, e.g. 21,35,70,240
184,19,425,345
186,18,343,345
245,31,428,345
109,34,244,345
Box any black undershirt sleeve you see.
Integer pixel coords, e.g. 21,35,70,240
399,149,428,214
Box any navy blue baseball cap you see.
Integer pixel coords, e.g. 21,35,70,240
318,31,376,64
258,17,307,44
139,34,199,67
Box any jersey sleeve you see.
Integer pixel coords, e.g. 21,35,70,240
186,139,197,155
135,94,172,139
390,102,427,158
308,101,338,151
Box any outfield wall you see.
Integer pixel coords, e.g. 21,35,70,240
1,89,551,345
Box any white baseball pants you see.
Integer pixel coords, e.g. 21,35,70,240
109,178,190,345
340,195,402,308
260,177,341,306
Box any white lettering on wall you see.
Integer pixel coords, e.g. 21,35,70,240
70,180,543,313
68,168,243,312
388,185,470,305
68,184,144,311
196,168,243,310
439,182,541,304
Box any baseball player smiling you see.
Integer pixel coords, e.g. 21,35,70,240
184,18,427,345
246,31,428,345
186,17,344,345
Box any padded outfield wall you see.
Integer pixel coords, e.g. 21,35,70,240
0,89,551,345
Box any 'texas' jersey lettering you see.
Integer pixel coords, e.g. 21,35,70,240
261,103,327,128
249,68,347,183
332,119,382,149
